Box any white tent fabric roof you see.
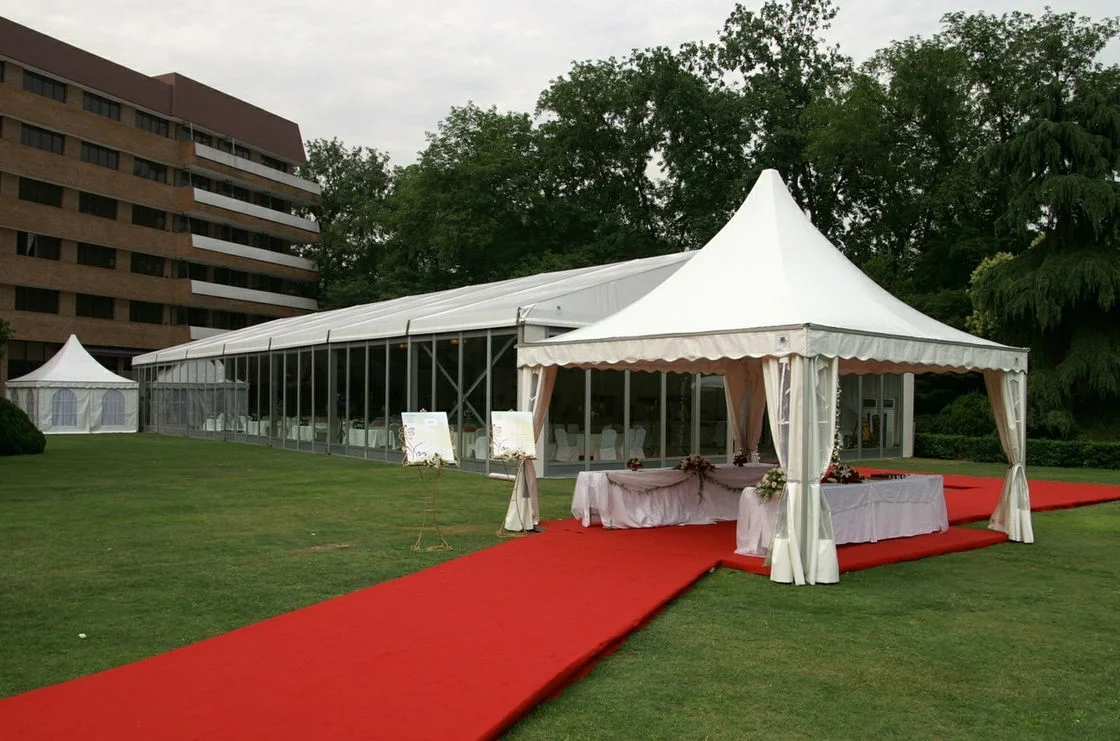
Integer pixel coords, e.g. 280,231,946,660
8,335,137,389
132,252,691,365
518,170,1028,374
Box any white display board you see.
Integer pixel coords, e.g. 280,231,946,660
401,412,457,466
489,411,537,459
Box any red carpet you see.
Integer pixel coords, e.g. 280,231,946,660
2,473,1117,740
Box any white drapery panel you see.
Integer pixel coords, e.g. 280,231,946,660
763,356,840,585
504,365,558,531
984,370,1033,543
723,359,767,462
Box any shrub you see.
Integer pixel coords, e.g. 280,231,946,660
915,433,1120,469
0,397,46,456
915,392,997,437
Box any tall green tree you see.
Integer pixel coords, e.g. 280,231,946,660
967,12,1120,436
296,138,393,308
383,104,546,293
0,317,11,363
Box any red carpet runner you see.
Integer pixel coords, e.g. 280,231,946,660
1,475,1117,740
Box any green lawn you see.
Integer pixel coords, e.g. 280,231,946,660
2,437,1118,738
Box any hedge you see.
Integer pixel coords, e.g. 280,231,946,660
915,433,1120,470
0,397,46,456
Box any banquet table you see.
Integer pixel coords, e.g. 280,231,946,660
572,463,773,528
348,427,389,448
735,475,948,556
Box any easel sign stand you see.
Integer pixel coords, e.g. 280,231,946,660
490,411,538,535
401,412,457,552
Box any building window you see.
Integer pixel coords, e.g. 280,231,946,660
16,232,62,260
234,144,251,160
216,181,251,202
82,91,121,120
135,110,169,137
51,389,78,427
80,141,119,169
75,293,115,320
132,204,167,230
23,70,67,102
133,157,168,183
129,300,164,324
78,192,119,220
130,252,165,277
20,123,65,155
78,242,117,269
193,130,212,146
101,390,126,426
18,178,63,207
15,286,60,314
261,154,290,173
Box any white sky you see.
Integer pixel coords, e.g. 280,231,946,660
3,1,1117,164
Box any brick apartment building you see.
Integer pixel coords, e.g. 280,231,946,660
0,17,322,387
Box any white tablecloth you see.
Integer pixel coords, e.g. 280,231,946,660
572,463,773,528
735,475,949,556
348,427,389,448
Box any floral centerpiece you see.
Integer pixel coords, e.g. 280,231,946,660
731,449,751,467
626,457,643,471
676,453,715,474
755,466,786,500
822,463,863,484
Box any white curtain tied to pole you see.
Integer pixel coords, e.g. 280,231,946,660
984,370,1034,543
723,359,767,462
504,365,557,531
763,355,840,585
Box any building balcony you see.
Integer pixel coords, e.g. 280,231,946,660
190,234,317,273
192,143,322,201
192,188,320,234
189,279,318,311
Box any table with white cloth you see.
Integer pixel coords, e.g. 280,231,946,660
348,427,389,448
735,475,948,556
572,463,773,528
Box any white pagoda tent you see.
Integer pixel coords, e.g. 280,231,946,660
511,170,1032,585
6,335,138,434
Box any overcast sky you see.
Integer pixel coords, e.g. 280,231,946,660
4,1,1118,164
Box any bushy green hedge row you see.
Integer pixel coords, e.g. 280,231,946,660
0,397,46,456
915,433,1120,469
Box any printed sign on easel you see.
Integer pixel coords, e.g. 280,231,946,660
489,411,536,460
401,412,457,466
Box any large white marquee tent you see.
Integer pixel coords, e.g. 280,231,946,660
6,334,139,434
511,170,1032,585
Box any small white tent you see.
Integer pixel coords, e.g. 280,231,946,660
6,335,138,434
511,170,1031,584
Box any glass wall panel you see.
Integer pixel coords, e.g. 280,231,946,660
838,374,860,457
270,354,284,445
589,369,624,468
435,337,461,458
282,351,299,448
665,372,695,458
247,355,262,439
698,374,728,459
297,351,313,449
411,339,433,413
347,346,368,454
387,342,407,456
627,371,661,462
549,366,586,469
489,333,517,413
330,347,347,454
882,374,903,455
366,344,387,456
460,335,489,468
860,374,883,455
312,347,329,449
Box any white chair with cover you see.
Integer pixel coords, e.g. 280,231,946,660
473,434,489,460
553,426,579,461
597,427,619,461
628,427,647,459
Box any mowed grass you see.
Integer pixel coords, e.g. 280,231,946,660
0,434,574,697
509,457,1120,740
2,439,1119,739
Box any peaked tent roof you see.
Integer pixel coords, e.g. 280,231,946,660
7,335,138,388
518,170,1028,375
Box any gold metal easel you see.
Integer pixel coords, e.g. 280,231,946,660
401,424,453,553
